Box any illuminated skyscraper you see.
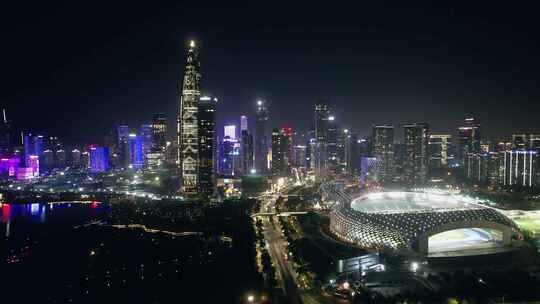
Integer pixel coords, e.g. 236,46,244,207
360,156,378,185
254,100,269,175
502,150,538,187
152,113,167,151
219,136,238,176
314,100,331,178
90,146,109,172
116,125,130,168
71,149,82,168
372,125,394,182
271,128,291,177
198,96,217,196
22,133,44,171
43,149,54,170
240,115,248,132
429,134,454,169
0,108,11,156
344,131,359,175
178,40,201,194
139,124,153,164
282,126,293,171
128,134,144,169
224,124,237,140
403,123,430,183
240,115,254,174
458,114,481,166
512,134,527,150
55,148,66,169
529,134,540,151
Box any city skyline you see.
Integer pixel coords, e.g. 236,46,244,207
2,3,539,143
2,3,540,303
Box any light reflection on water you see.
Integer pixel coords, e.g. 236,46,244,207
0,201,109,238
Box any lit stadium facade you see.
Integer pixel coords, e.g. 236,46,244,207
329,191,521,255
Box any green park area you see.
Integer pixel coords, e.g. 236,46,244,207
513,217,540,235
283,212,365,283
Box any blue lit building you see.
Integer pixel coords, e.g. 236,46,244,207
90,146,109,172
128,134,144,169
139,124,153,164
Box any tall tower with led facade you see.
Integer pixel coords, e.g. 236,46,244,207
177,40,202,195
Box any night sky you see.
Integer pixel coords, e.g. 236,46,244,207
2,2,539,144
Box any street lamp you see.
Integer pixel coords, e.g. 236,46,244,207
247,294,255,303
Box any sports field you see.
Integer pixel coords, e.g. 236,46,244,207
428,228,502,254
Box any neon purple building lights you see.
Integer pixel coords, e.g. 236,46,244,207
89,146,109,172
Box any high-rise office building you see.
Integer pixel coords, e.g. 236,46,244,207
152,114,167,151
0,108,12,156
71,149,82,167
139,124,153,165
512,134,540,151
117,125,130,168
44,136,65,170
90,146,109,172
128,134,144,169
502,150,538,187
306,130,316,172
224,124,236,140
360,156,378,185
290,131,307,170
372,125,394,182
0,157,19,177
393,142,406,178
336,128,348,169
344,131,359,175
292,144,307,169
22,133,44,171
458,114,481,166
198,96,217,195
271,128,291,177
43,148,54,171
314,100,331,177
56,148,66,169
240,115,248,132
219,136,239,176
240,115,254,175
429,135,454,169
403,123,430,183
512,134,527,150
530,134,540,151
327,115,338,170
81,150,90,169
254,100,269,175
282,126,293,169
178,40,202,194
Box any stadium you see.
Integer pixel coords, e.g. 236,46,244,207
329,191,522,256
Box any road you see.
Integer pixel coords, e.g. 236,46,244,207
260,193,303,304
